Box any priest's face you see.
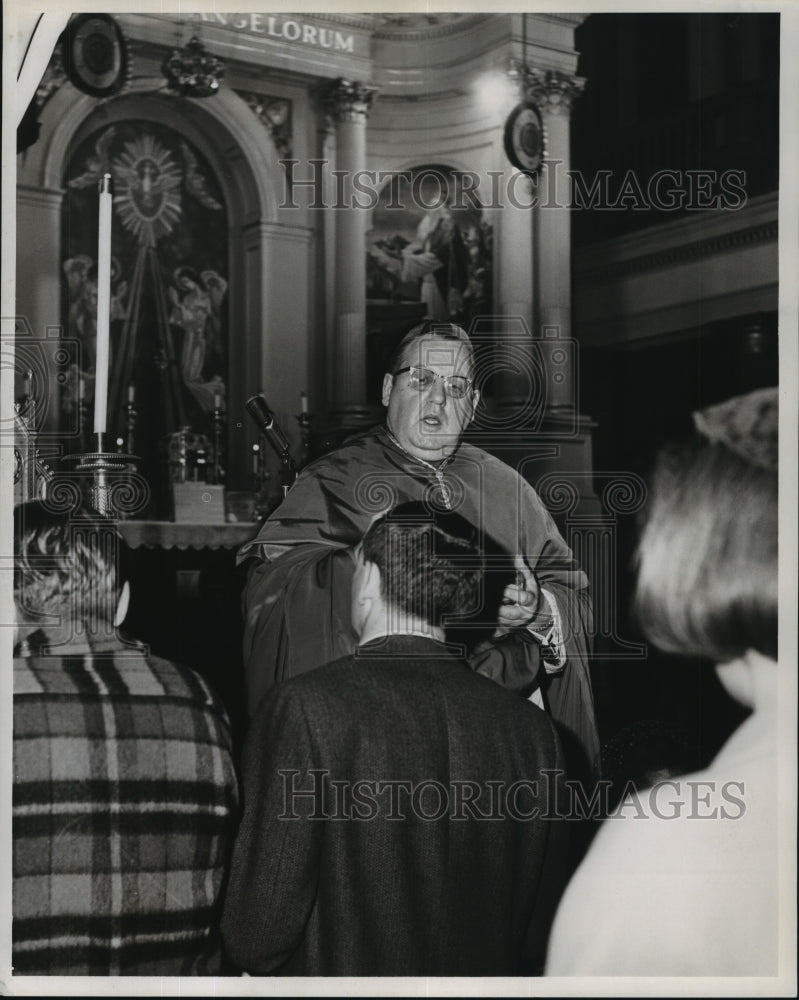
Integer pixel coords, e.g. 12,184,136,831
382,336,479,462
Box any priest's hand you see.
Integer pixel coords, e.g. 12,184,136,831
495,554,541,637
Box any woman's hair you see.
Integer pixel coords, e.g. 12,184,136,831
633,432,777,663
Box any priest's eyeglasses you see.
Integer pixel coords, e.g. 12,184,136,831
392,366,473,399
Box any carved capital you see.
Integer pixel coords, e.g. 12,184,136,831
519,67,585,117
319,78,379,123
236,90,293,158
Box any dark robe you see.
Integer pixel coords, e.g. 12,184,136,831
239,425,599,774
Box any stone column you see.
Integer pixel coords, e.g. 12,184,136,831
494,164,536,416
320,119,337,411
319,79,378,423
513,68,600,518
16,185,66,434
523,68,585,415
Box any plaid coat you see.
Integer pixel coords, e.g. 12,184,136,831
13,633,239,976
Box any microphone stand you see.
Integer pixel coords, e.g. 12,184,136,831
245,394,298,497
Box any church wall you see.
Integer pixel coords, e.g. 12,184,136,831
15,34,315,490
15,186,64,435
14,11,605,498
573,191,778,347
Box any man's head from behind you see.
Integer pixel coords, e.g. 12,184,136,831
13,501,128,646
352,500,482,642
382,322,479,462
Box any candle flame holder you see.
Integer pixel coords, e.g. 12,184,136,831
124,399,137,456
211,403,225,485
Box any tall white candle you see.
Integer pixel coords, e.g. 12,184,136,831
300,391,308,414
94,173,113,436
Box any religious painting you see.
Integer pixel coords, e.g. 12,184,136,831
366,164,493,328
61,121,229,501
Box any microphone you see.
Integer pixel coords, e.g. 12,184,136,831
245,394,297,476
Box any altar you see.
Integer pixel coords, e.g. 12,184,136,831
118,519,259,552
118,519,261,750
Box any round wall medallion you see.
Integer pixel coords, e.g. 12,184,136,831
504,102,545,176
63,14,127,98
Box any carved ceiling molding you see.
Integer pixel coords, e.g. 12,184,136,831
311,11,490,40
528,13,588,28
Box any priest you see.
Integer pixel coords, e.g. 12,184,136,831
239,321,599,775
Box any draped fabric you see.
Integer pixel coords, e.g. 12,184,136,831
239,425,599,773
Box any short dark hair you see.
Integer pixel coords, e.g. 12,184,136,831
387,321,474,376
361,500,481,628
13,501,124,633
633,436,777,662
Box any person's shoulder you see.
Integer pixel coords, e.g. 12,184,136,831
134,657,237,762
274,653,361,702
13,654,49,696
587,762,739,862
131,652,231,719
250,654,360,736
468,666,560,732
389,651,561,743
457,439,506,467
269,648,472,712
455,441,527,484
14,647,158,698
297,425,385,476
458,441,557,518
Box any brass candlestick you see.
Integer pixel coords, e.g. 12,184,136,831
77,395,90,452
125,398,137,455
60,432,148,519
212,402,225,484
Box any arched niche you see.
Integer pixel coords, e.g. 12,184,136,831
22,82,280,218
366,159,491,317
17,82,306,487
